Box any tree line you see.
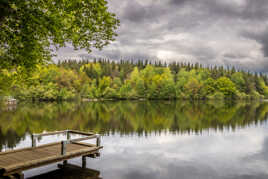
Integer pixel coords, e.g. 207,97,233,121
1,59,268,101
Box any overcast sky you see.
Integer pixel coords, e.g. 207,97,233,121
57,0,268,73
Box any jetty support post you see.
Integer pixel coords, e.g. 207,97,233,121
61,140,70,165
96,134,101,147
82,156,87,168
64,130,70,165
11,172,24,179
66,130,70,140
62,139,67,165
81,134,100,169
61,141,67,155
31,134,36,148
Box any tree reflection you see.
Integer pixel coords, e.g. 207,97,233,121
0,100,267,149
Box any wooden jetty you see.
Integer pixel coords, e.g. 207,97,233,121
0,130,102,179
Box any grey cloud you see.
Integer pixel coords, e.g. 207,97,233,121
122,1,146,23
242,29,268,57
170,0,268,21
168,0,197,7
56,0,268,72
223,53,247,59
241,0,268,20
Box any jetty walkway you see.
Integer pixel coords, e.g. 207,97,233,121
0,130,102,179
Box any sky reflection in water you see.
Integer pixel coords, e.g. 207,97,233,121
91,126,268,179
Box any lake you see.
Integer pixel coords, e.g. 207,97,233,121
0,100,268,179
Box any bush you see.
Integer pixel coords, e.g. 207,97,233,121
250,90,263,99
207,91,225,100
215,77,237,99
235,92,247,99
103,87,118,99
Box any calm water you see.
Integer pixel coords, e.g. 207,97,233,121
0,100,268,179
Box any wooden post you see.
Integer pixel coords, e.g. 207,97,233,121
66,130,70,140
12,172,24,179
82,156,86,168
65,131,70,164
96,134,101,147
61,141,67,155
65,130,70,165
63,160,67,165
31,135,36,148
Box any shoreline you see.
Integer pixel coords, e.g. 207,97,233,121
2,97,268,104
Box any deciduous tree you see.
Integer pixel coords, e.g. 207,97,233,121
0,0,120,69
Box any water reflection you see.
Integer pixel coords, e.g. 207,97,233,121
0,101,268,178
29,164,101,179
95,128,268,179
0,101,268,149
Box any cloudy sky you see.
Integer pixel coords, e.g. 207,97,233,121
57,0,268,73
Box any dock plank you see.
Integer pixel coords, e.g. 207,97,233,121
0,142,102,176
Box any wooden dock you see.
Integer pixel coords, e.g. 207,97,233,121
0,130,102,179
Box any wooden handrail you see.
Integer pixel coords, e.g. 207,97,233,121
31,131,66,148
70,135,98,142
60,134,101,155
32,130,67,137
31,130,101,156
68,130,95,136
32,130,94,138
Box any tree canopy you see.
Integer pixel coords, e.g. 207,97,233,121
0,0,120,69
1,59,268,100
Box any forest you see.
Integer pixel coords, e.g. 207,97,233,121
1,59,268,101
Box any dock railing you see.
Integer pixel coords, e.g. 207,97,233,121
31,130,101,155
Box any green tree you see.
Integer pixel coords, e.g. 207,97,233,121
129,67,145,98
0,0,120,69
215,77,237,98
99,76,111,94
200,77,216,97
184,78,202,99
176,68,191,93
231,72,246,92
158,68,176,99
